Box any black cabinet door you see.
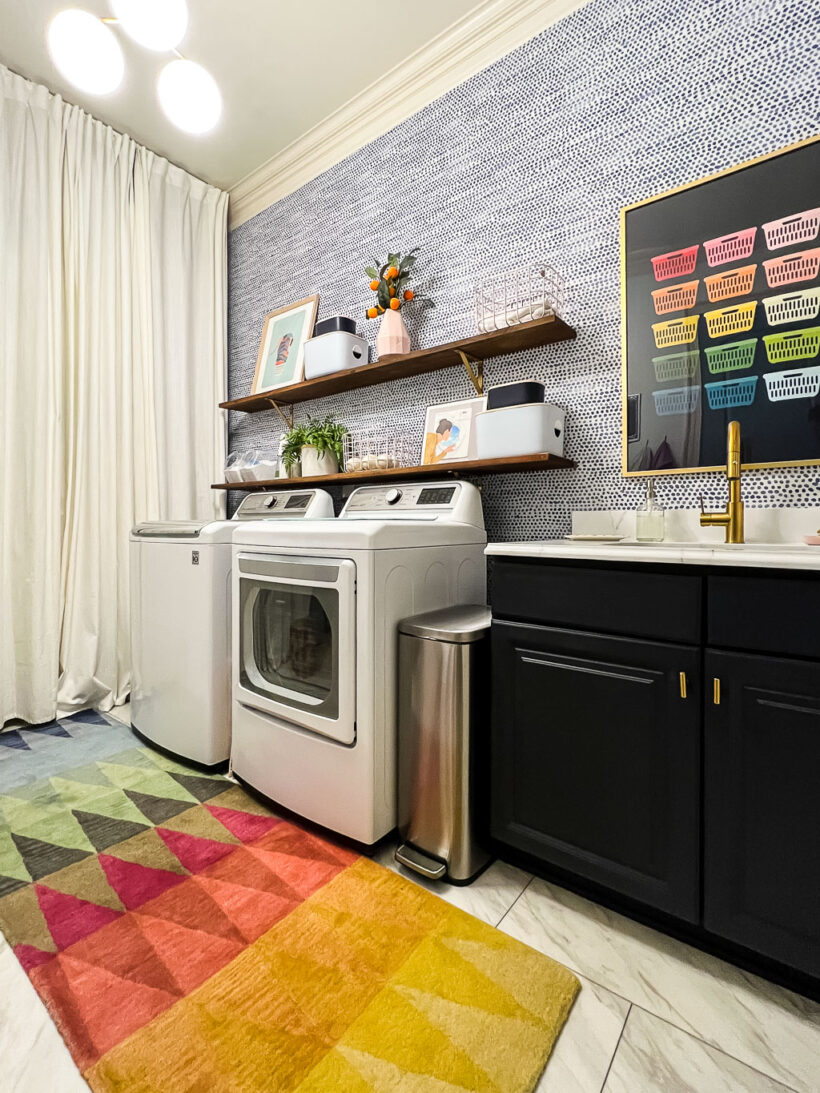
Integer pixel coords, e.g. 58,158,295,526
491,621,701,921
704,650,820,977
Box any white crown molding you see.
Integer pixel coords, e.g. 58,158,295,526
228,0,590,230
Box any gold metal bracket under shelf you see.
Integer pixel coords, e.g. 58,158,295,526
455,350,484,396
266,398,293,430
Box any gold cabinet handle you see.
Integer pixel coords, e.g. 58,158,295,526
713,678,721,705
679,672,687,699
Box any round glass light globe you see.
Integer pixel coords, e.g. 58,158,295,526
157,59,222,135
47,9,124,95
109,0,188,52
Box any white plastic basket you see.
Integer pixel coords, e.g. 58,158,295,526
474,263,565,333
763,366,820,402
762,288,820,327
652,385,701,416
343,430,412,472
762,208,820,251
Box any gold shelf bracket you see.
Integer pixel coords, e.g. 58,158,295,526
456,350,484,396
266,398,294,430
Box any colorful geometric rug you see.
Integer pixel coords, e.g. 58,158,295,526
0,714,579,1091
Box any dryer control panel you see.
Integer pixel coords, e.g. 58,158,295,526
340,481,484,529
234,490,334,520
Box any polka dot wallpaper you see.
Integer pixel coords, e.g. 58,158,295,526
228,0,820,540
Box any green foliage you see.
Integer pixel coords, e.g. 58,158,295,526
363,247,433,317
282,416,348,470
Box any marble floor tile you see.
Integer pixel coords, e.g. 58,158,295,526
536,974,630,1093
369,839,532,926
604,1006,796,1093
499,877,820,1093
0,937,86,1092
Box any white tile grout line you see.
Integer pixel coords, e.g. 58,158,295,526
598,1003,632,1093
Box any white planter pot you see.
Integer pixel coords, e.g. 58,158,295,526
300,446,339,477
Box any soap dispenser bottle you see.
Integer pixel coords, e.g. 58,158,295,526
636,478,665,542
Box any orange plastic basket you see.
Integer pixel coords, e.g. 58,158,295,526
652,315,700,349
651,280,699,315
704,265,756,303
703,227,757,268
650,245,698,283
703,301,757,339
763,248,820,289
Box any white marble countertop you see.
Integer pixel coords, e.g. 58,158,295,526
486,507,820,571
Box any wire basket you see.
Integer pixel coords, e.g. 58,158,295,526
762,208,820,251
343,430,412,472
763,248,820,289
703,339,757,374
703,227,757,268
762,327,820,365
652,315,699,349
705,377,758,410
651,280,699,315
703,301,757,339
763,366,820,402
650,246,698,283
652,385,701,416
704,264,756,303
652,350,700,383
474,263,565,333
763,288,820,327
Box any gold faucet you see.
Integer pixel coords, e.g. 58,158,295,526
700,420,744,544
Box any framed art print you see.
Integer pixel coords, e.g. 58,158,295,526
421,397,486,464
621,136,820,475
251,295,320,395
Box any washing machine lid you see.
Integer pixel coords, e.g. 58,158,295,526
130,520,236,544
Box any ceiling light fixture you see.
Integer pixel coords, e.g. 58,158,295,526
47,9,124,95
108,0,188,53
157,59,222,135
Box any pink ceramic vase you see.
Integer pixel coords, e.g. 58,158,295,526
376,308,410,357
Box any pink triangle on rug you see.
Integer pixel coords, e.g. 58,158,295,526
15,943,56,973
99,854,187,911
35,885,122,951
205,805,280,844
156,827,237,873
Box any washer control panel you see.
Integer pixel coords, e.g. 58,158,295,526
342,483,461,514
233,490,334,520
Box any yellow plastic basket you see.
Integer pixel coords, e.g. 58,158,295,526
703,301,757,339
652,315,699,349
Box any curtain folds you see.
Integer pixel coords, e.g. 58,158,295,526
0,65,227,725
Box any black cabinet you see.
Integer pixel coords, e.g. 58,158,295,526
704,649,820,978
492,620,701,921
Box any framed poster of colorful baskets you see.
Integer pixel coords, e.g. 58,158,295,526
621,135,820,475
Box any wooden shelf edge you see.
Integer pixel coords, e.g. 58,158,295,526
212,452,577,490
221,314,576,413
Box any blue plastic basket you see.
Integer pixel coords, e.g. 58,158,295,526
652,385,701,416
705,376,758,410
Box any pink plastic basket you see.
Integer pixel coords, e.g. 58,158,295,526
704,264,756,303
703,227,757,268
762,208,820,251
651,245,699,283
651,280,699,315
763,248,820,289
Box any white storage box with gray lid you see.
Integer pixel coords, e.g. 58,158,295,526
304,330,368,379
475,401,566,459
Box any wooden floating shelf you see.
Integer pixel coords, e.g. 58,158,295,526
221,314,576,413
212,452,576,491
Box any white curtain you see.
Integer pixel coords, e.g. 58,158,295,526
0,65,227,725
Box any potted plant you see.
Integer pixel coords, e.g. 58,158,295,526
282,416,348,477
365,249,434,357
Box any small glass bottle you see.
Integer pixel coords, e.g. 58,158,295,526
636,478,665,542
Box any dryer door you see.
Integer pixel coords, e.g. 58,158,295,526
236,553,356,744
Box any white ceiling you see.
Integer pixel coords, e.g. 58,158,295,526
0,0,484,190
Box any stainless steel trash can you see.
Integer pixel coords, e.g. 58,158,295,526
396,605,492,884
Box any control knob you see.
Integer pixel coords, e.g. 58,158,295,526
385,488,403,506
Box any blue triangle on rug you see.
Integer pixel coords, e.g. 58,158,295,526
0,730,31,751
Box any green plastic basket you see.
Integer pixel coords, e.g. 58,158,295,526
763,327,820,365
652,350,700,383
703,339,757,374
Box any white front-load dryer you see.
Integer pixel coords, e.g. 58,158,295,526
230,481,487,843
129,489,334,766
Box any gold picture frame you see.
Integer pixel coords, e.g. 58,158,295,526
621,134,820,477
251,295,320,395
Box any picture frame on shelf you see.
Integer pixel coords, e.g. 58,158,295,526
421,396,486,465
251,295,320,395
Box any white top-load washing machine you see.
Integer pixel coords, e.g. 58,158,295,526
230,480,487,844
129,489,334,766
